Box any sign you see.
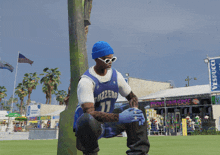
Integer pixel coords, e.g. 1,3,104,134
212,95,220,105
39,116,51,120
29,117,38,121
29,121,38,123
182,119,187,136
53,116,60,119
150,98,200,108
26,105,41,117
208,57,220,92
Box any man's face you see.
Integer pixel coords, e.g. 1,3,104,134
97,54,114,69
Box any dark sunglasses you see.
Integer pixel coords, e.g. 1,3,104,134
98,57,117,64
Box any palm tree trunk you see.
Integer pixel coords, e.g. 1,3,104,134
49,94,52,104
0,98,2,103
49,87,52,105
28,93,31,105
46,94,49,104
59,101,62,105
20,100,23,115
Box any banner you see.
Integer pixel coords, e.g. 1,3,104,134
29,117,38,121
0,60,14,72
40,116,51,120
53,116,60,119
26,105,41,117
18,53,34,65
182,119,187,136
208,57,220,92
150,98,200,108
212,95,220,105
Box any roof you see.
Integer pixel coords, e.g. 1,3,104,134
44,109,65,116
139,84,211,100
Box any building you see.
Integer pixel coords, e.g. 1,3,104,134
138,84,220,131
26,104,66,128
128,77,171,98
116,77,171,103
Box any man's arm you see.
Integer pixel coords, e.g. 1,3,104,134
81,102,119,123
126,91,138,108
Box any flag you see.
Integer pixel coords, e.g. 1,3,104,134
0,61,14,72
18,53,34,65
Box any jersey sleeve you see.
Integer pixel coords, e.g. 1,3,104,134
77,77,95,105
116,71,132,97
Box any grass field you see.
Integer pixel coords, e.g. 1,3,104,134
0,135,220,155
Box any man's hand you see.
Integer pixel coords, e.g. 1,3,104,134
119,108,145,125
126,91,138,108
134,107,146,125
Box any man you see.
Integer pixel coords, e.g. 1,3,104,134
73,41,150,155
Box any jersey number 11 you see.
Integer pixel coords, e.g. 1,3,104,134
100,101,111,113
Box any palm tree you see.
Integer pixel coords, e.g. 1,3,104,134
1,102,4,110
3,106,11,111
40,67,61,104
16,103,20,112
42,84,56,104
21,103,27,116
55,90,67,105
23,72,40,105
64,84,71,106
7,96,18,112
0,86,7,103
15,82,28,115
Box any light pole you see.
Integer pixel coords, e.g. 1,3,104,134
125,73,129,85
164,97,167,136
185,76,197,86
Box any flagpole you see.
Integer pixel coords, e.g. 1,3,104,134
11,51,20,113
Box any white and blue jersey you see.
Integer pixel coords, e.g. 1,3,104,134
73,68,119,134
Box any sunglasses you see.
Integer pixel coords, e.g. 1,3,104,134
98,57,117,64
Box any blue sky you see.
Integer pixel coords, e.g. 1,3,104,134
0,0,220,105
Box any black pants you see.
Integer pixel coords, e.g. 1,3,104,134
75,104,150,155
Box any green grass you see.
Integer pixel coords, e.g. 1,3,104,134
0,136,220,155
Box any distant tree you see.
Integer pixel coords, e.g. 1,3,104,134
40,67,61,104
3,106,11,111
64,84,71,107
23,72,40,105
0,86,7,103
1,102,4,110
21,103,27,116
7,96,18,112
55,90,67,105
15,83,28,115
16,103,20,112
42,84,56,104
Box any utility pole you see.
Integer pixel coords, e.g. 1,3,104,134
57,0,92,155
125,73,129,85
185,76,197,86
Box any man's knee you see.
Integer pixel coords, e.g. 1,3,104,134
76,113,102,138
76,113,101,153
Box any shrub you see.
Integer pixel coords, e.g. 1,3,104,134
191,127,220,135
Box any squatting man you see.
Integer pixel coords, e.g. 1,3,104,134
73,41,150,155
